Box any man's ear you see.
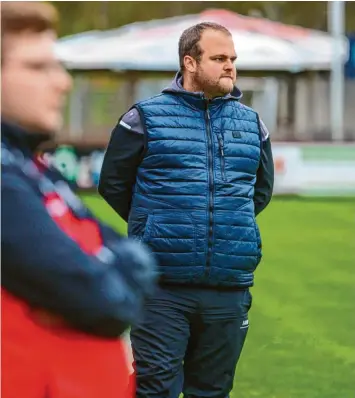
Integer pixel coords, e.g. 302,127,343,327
183,55,197,73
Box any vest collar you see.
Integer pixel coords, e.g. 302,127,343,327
162,71,242,110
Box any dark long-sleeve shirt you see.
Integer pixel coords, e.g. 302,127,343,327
99,110,274,222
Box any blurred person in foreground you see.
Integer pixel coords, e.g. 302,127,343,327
99,22,274,398
1,2,156,398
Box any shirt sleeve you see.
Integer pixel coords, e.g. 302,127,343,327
98,109,145,222
259,118,270,141
254,120,274,216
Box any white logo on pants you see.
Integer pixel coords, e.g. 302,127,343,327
241,319,249,329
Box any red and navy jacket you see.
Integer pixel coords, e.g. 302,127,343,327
1,121,157,338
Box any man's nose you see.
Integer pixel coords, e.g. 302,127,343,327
62,69,73,93
56,67,72,94
224,60,233,70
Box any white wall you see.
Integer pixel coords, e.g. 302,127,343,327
294,75,355,141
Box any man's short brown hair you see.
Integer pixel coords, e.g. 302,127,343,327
1,1,58,61
1,1,58,36
178,22,232,71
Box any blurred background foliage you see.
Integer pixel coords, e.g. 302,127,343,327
53,1,355,37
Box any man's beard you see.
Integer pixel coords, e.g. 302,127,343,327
193,67,233,98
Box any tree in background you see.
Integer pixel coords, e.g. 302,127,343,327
54,1,355,38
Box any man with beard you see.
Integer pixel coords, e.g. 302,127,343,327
99,22,274,398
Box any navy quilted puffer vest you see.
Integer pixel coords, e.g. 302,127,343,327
128,90,262,288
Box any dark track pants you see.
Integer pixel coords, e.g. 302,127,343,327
130,285,252,398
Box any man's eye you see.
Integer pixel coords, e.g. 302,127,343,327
215,58,223,62
28,63,47,71
26,61,63,73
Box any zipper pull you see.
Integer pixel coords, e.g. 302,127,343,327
217,134,224,156
205,98,210,112
217,133,226,181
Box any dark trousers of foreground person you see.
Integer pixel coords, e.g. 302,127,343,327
131,285,252,398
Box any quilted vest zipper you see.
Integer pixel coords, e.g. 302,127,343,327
205,100,214,277
217,133,226,181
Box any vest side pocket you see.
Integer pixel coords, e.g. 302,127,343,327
127,210,149,242
142,211,197,267
253,220,262,263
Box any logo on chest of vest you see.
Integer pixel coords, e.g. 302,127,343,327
232,131,241,138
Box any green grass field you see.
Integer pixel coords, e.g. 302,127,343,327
82,195,355,398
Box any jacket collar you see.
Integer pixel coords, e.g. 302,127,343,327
162,71,243,108
1,120,52,154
